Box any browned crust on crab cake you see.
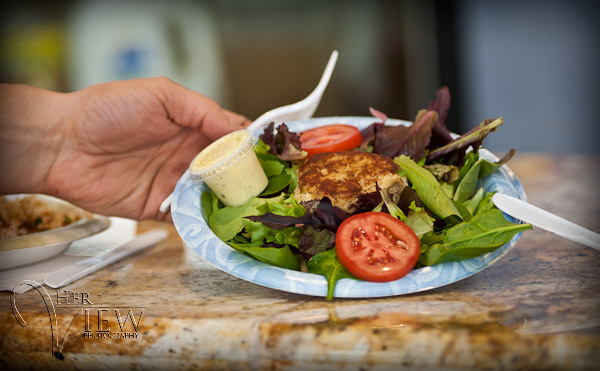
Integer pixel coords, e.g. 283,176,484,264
295,151,405,213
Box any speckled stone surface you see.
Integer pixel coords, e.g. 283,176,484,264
1,154,599,370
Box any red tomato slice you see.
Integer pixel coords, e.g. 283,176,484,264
336,212,420,282
300,124,362,156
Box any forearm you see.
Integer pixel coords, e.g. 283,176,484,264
0,84,70,196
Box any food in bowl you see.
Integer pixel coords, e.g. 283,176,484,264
0,194,109,270
0,195,83,239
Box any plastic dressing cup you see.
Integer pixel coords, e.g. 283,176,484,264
189,130,268,207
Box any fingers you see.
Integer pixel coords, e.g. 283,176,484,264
155,77,248,141
143,77,253,221
155,208,173,223
224,109,251,128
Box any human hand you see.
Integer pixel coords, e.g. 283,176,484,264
0,78,249,220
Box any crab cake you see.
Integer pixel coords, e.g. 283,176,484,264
295,151,407,213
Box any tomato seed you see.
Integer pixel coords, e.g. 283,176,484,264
396,240,408,249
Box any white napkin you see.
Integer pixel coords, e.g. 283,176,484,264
0,217,137,293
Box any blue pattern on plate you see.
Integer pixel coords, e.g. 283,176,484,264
172,117,527,298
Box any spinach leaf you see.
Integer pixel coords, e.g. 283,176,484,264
256,143,293,196
455,151,479,186
260,159,286,177
209,194,284,241
420,208,532,265
260,171,291,196
463,187,485,216
201,191,220,220
229,242,300,270
453,149,515,202
306,249,358,300
255,139,295,196
449,151,478,199
480,149,515,178
420,230,444,246
452,200,472,221
395,155,461,220
475,191,496,215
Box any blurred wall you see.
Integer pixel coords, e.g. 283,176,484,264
454,0,599,154
0,0,441,128
1,0,597,154
67,0,228,105
212,0,441,123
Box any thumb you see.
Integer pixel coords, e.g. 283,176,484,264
156,77,246,140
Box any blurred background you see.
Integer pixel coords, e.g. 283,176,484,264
1,0,598,154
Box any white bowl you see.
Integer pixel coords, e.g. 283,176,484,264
0,194,110,270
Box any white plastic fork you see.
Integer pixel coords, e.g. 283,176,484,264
159,50,339,213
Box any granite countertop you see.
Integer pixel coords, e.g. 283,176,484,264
1,153,599,370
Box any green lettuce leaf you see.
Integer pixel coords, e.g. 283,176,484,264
395,155,461,220
242,219,300,247
404,201,435,237
209,194,284,241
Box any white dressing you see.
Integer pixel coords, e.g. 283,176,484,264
189,130,268,207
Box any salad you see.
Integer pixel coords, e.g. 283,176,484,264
200,87,532,299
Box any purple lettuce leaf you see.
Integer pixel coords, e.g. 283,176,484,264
245,197,350,232
369,106,388,122
397,186,423,215
428,86,454,148
297,227,336,259
428,86,451,125
353,191,384,214
260,122,275,148
427,118,503,163
259,122,306,161
245,212,318,230
373,109,439,160
310,197,351,231
358,122,384,151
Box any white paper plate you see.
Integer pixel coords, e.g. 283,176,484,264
172,117,527,298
